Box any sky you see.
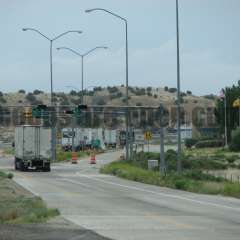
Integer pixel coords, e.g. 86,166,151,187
0,0,240,96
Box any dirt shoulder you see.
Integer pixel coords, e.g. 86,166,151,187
0,170,111,240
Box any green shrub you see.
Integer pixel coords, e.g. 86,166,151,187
195,140,224,148
174,179,189,190
185,138,198,148
7,173,13,179
223,183,240,198
229,128,240,151
226,155,238,163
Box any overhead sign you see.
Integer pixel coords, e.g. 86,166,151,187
144,131,152,141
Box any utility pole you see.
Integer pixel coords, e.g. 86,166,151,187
159,104,165,173
176,0,182,173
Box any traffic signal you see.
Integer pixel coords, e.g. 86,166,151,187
32,105,49,119
74,105,87,117
64,110,74,115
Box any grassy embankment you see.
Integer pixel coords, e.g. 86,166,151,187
101,148,240,198
56,149,90,162
0,171,59,223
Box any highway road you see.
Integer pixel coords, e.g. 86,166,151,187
1,151,240,240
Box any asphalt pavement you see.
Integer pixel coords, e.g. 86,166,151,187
1,149,240,240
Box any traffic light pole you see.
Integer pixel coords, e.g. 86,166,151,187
50,40,56,161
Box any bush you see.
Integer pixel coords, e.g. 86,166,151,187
164,86,168,91
186,90,192,95
7,173,13,179
33,89,43,95
146,87,152,92
168,88,177,93
70,90,78,96
18,89,25,94
185,138,198,148
175,179,189,190
226,155,238,163
25,93,42,105
136,102,142,106
107,86,119,94
153,94,158,99
195,140,224,148
229,128,240,151
0,97,6,103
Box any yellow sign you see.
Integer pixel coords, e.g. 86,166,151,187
23,110,32,118
233,99,240,108
57,132,61,139
144,131,152,141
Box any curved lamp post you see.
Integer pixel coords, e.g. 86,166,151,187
22,28,82,161
57,46,108,104
85,8,130,160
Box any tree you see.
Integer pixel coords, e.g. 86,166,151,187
215,82,240,142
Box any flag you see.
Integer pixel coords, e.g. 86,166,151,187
219,89,225,99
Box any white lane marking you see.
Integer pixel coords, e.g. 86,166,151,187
62,178,94,189
78,174,240,212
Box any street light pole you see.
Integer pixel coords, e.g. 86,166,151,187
85,8,130,160
175,0,182,173
22,28,82,161
81,56,84,104
57,46,108,104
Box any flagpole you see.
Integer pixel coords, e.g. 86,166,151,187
224,95,227,147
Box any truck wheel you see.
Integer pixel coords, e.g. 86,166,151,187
14,158,19,170
43,166,51,172
19,160,27,171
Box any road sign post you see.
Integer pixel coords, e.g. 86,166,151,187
144,131,152,153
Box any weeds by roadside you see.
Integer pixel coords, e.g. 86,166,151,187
0,170,59,223
56,149,89,162
100,149,240,199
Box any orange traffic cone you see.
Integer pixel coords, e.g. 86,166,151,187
71,152,78,164
90,153,96,164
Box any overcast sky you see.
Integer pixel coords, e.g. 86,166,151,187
0,0,240,95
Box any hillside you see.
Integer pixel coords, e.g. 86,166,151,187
0,86,216,108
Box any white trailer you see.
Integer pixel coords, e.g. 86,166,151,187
14,125,51,171
61,128,74,151
61,128,105,151
104,129,117,148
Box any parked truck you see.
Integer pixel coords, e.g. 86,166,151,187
61,128,105,151
14,125,51,171
104,129,117,148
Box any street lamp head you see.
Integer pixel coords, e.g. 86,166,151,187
77,31,83,34
85,9,93,13
22,28,28,31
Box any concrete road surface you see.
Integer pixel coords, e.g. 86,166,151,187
1,151,240,240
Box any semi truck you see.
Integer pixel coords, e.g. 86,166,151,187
14,125,51,171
